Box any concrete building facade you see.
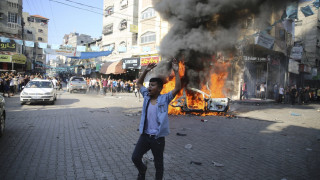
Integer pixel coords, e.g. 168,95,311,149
22,12,49,68
63,32,93,47
101,0,139,62
0,0,24,71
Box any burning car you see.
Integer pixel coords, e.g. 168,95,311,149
170,87,229,113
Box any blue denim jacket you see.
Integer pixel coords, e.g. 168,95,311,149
139,86,174,139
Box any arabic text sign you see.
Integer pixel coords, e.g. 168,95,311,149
141,55,160,66
44,48,80,57
0,55,11,63
0,42,16,51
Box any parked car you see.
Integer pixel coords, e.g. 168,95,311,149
20,79,57,105
67,76,87,93
0,95,5,137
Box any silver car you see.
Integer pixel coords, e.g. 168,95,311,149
67,76,87,93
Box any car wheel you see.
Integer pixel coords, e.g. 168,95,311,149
83,90,87,94
0,113,5,137
50,101,54,105
70,90,73,94
20,101,25,105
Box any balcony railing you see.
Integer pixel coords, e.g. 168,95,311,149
7,22,21,29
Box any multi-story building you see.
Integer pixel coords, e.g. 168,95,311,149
292,0,320,85
102,0,139,62
63,32,93,47
22,12,49,73
0,0,24,71
138,0,169,65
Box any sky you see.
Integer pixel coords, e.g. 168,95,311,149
23,0,103,45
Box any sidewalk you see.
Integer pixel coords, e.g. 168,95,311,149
232,98,275,105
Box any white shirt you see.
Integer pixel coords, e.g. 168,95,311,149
51,79,58,88
279,87,284,95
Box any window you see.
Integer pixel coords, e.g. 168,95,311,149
28,17,34,22
120,0,128,9
105,6,114,16
38,29,43,33
141,8,155,20
118,41,127,53
8,12,17,23
141,32,156,44
26,30,33,34
103,43,115,51
119,19,127,30
103,24,113,35
80,41,84,43
38,37,43,41
0,13,3,19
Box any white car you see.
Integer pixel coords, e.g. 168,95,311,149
20,79,57,105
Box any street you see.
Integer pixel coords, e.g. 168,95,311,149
0,89,319,180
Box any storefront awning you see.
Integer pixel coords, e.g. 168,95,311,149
12,54,27,64
100,62,113,74
105,60,126,74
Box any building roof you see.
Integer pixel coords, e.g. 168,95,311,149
30,15,49,20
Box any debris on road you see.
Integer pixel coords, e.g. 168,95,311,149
212,161,224,167
176,132,187,136
291,112,301,116
190,161,202,165
185,144,192,149
201,119,208,122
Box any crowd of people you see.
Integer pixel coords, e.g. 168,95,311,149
84,77,140,97
0,72,63,98
241,80,320,104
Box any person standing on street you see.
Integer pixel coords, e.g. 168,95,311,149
278,85,284,103
132,59,181,180
290,85,297,105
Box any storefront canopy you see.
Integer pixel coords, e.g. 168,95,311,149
100,62,113,74
105,60,126,74
12,54,27,64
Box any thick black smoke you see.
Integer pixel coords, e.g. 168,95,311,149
152,0,292,90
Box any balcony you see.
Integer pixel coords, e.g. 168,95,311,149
7,22,21,29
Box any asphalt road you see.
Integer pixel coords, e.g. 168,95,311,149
0,89,319,180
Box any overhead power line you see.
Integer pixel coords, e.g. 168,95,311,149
49,0,102,15
49,0,169,29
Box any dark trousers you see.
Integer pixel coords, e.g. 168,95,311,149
132,134,165,180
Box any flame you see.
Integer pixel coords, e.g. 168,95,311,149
161,58,231,116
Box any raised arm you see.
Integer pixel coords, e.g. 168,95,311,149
137,63,157,89
171,58,181,97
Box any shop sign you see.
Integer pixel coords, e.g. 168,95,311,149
243,56,268,62
0,42,16,51
0,54,12,63
140,54,161,66
130,24,138,33
288,59,300,74
12,54,27,64
122,58,140,69
290,46,303,60
311,68,317,76
254,32,274,49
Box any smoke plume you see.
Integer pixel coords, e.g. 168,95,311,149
152,0,292,92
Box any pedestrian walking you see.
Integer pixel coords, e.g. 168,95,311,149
278,86,284,103
260,83,266,100
290,85,297,105
273,83,279,101
132,59,181,180
240,81,248,100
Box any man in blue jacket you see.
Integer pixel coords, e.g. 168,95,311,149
132,58,181,180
